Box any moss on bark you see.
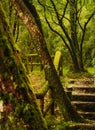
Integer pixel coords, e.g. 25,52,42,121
0,3,47,130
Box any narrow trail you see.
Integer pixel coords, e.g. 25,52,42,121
30,73,95,129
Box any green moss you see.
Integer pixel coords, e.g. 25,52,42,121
35,81,49,98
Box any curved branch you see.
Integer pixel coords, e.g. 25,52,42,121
50,0,60,21
77,0,85,15
85,11,95,27
80,11,95,46
61,0,69,21
78,18,83,31
45,15,72,54
38,0,72,45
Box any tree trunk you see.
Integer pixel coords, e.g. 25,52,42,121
9,0,84,122
0,3,47,130
69,0,81,72
23,0,44,36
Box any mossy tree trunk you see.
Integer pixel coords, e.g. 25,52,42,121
69,0,80,71
9,0,84,122
0,3,47,130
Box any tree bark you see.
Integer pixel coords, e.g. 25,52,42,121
0,3,47,130
69,0,80,72
9,0,84,122
23,0,44,36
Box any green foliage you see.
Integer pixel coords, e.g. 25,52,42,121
1,0,95,72
55,121,74,130
87,67,95,75
62,66,71,76
45,115,74,130
33,0,95,72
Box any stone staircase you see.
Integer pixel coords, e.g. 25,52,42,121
71,86,95,121
66,79,95,129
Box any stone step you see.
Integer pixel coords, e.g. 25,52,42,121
72,94,95,102
69,123,95,130
67,85,95,120
78,111,95,120
72,101,95,112
72,86,95,93
69,79,94,84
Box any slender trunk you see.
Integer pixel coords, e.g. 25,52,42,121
70,50,80,72
79,41,84,71
69,0,80,71
9,0,84,122
70,0,78,50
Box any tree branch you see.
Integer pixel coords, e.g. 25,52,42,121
50,0,60,21
80,11,95,46
85,11,95,27
45,15,72,54
60,0,69,21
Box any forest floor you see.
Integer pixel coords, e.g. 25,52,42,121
30,71,95,129
30,71,94,93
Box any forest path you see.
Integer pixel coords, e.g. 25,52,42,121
30,72,95,129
